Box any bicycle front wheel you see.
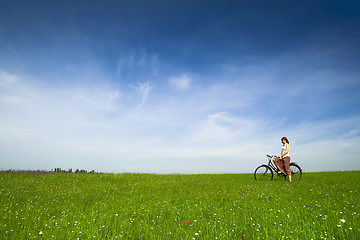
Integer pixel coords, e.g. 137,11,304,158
254,165,273,181
286,163,302,180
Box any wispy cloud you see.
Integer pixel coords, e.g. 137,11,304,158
1,52,360,173
129,81,154,114
116,50,159,82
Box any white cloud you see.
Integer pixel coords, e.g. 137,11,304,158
0,70,18,87
71,87,121,112
190,111,256,145
0,69,359,173
169,74,191,91
0,70,37,105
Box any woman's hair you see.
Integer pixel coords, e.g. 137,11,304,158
281,137,289,144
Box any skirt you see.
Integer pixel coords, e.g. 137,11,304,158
274,156,291,175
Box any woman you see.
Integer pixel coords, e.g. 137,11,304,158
273,137,292,182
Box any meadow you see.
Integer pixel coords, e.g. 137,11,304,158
0,171,359,239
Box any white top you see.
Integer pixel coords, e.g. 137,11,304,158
281,143,290,158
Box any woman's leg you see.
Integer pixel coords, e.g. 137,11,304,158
283,157,291,182
273,157,281,172
274,157,287,174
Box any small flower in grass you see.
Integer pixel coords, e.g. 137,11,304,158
242,233,246,237
6,229,8,233
184,221,188,224
340,219,345,223
39,231,43,235
239,192,243,196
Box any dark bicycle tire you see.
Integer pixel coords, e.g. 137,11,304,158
254,165,273,181
285,163,302,180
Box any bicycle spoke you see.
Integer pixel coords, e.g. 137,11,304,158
254,165,273,181
289,163,302,180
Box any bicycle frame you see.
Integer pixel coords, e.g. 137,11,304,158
266,154,278,171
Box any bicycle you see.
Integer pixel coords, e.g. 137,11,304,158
254,154,302,181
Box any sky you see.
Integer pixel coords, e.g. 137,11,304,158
0,0,360,173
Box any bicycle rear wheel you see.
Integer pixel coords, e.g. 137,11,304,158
254,165,273,181
285,163,302,180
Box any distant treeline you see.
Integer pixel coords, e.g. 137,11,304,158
53,168,99,174
0,168,103,174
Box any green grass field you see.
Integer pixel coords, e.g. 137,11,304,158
1,171,359,239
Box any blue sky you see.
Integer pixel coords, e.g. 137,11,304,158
1,0,359,173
